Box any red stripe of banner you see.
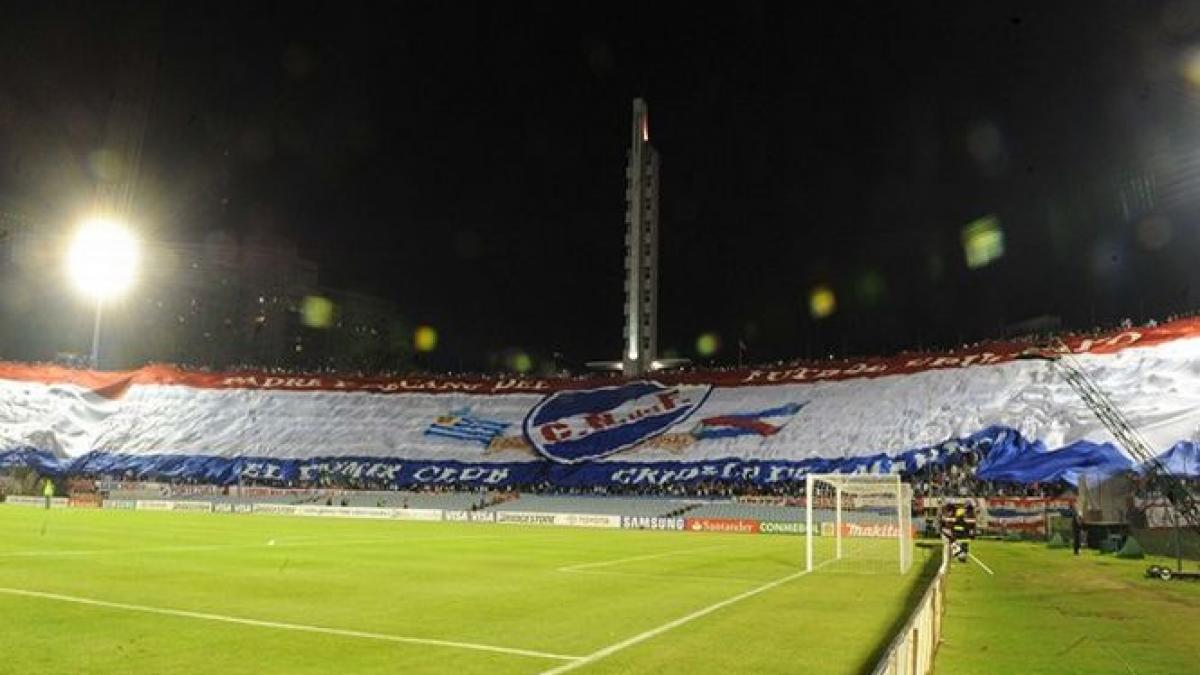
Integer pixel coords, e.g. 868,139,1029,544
1,317,1198,395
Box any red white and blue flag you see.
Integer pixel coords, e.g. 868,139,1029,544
691,402,805,440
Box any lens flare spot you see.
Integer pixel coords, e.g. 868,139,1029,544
509,351,533,374
1135,216,1172,250
695,333,720,357
414,325,438,352
961,214,1005,269
809,285,836,319
300,295,335,329
1184,49,1200,88
855,271,886,307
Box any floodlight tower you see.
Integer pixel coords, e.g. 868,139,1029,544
66,217,140,368
623,98,660,377
587,100,688,376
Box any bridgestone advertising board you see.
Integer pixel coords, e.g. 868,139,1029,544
253,504,298,515
3,496,68,508
495,512,558,526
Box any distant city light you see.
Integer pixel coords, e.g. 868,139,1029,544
961,214,1005,269
696,332,720,357
809,285,836,319
300,295,335,329
66,217,140,300
414,325,438,352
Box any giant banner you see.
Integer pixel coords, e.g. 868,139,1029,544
2,319,1200,488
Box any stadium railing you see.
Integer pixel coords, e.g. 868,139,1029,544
870,542,949,675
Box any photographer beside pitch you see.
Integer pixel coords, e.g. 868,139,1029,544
941,501,978,563
1071,507,1084,555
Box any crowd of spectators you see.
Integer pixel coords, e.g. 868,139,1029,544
64,461,1076,501
1128,471,1200,499
908,447,1073,499
27,311,1196,383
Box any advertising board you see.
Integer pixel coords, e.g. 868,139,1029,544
759,520,806,535
683,518,761,534
620,516,685,530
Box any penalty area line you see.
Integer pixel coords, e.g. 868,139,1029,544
538,558,835,675
557,545,728,573
0,586,581,662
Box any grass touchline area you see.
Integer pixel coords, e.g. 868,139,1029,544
0,585,582,661
935,540,1200,675
0,507,931,674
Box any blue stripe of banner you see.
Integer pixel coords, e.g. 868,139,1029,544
425,427,497,443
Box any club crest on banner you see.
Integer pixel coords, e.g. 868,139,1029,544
523,381,712,464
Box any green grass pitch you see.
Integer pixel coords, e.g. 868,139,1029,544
0,507,934,674
935,540,1200,675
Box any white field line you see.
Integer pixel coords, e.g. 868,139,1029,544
968,553,995,575
539,558,835,675
0,532,517,559
0,538,387,558
0,586,582,662
564,568,764,586
557,545,727,572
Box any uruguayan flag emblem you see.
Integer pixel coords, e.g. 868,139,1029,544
424,408,510,446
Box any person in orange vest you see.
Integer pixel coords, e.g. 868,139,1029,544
941,502,977,562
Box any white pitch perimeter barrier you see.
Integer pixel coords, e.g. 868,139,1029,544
870,543,949,675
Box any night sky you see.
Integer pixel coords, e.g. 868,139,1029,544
4,2,1200,370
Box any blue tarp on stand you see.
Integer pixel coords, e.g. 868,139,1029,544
972,430,1133,485
1145,442,1200,477
0,448,66,475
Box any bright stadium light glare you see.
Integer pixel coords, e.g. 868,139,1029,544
67,217,140,299
66,217,141,368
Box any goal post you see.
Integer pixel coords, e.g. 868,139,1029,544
805,473,913,574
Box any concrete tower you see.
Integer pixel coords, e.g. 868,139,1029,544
622,98,660,376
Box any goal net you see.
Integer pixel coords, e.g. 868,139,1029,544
805,474,913,574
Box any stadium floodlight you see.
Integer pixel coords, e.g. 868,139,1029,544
805,473,914,575
66,217,141,368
